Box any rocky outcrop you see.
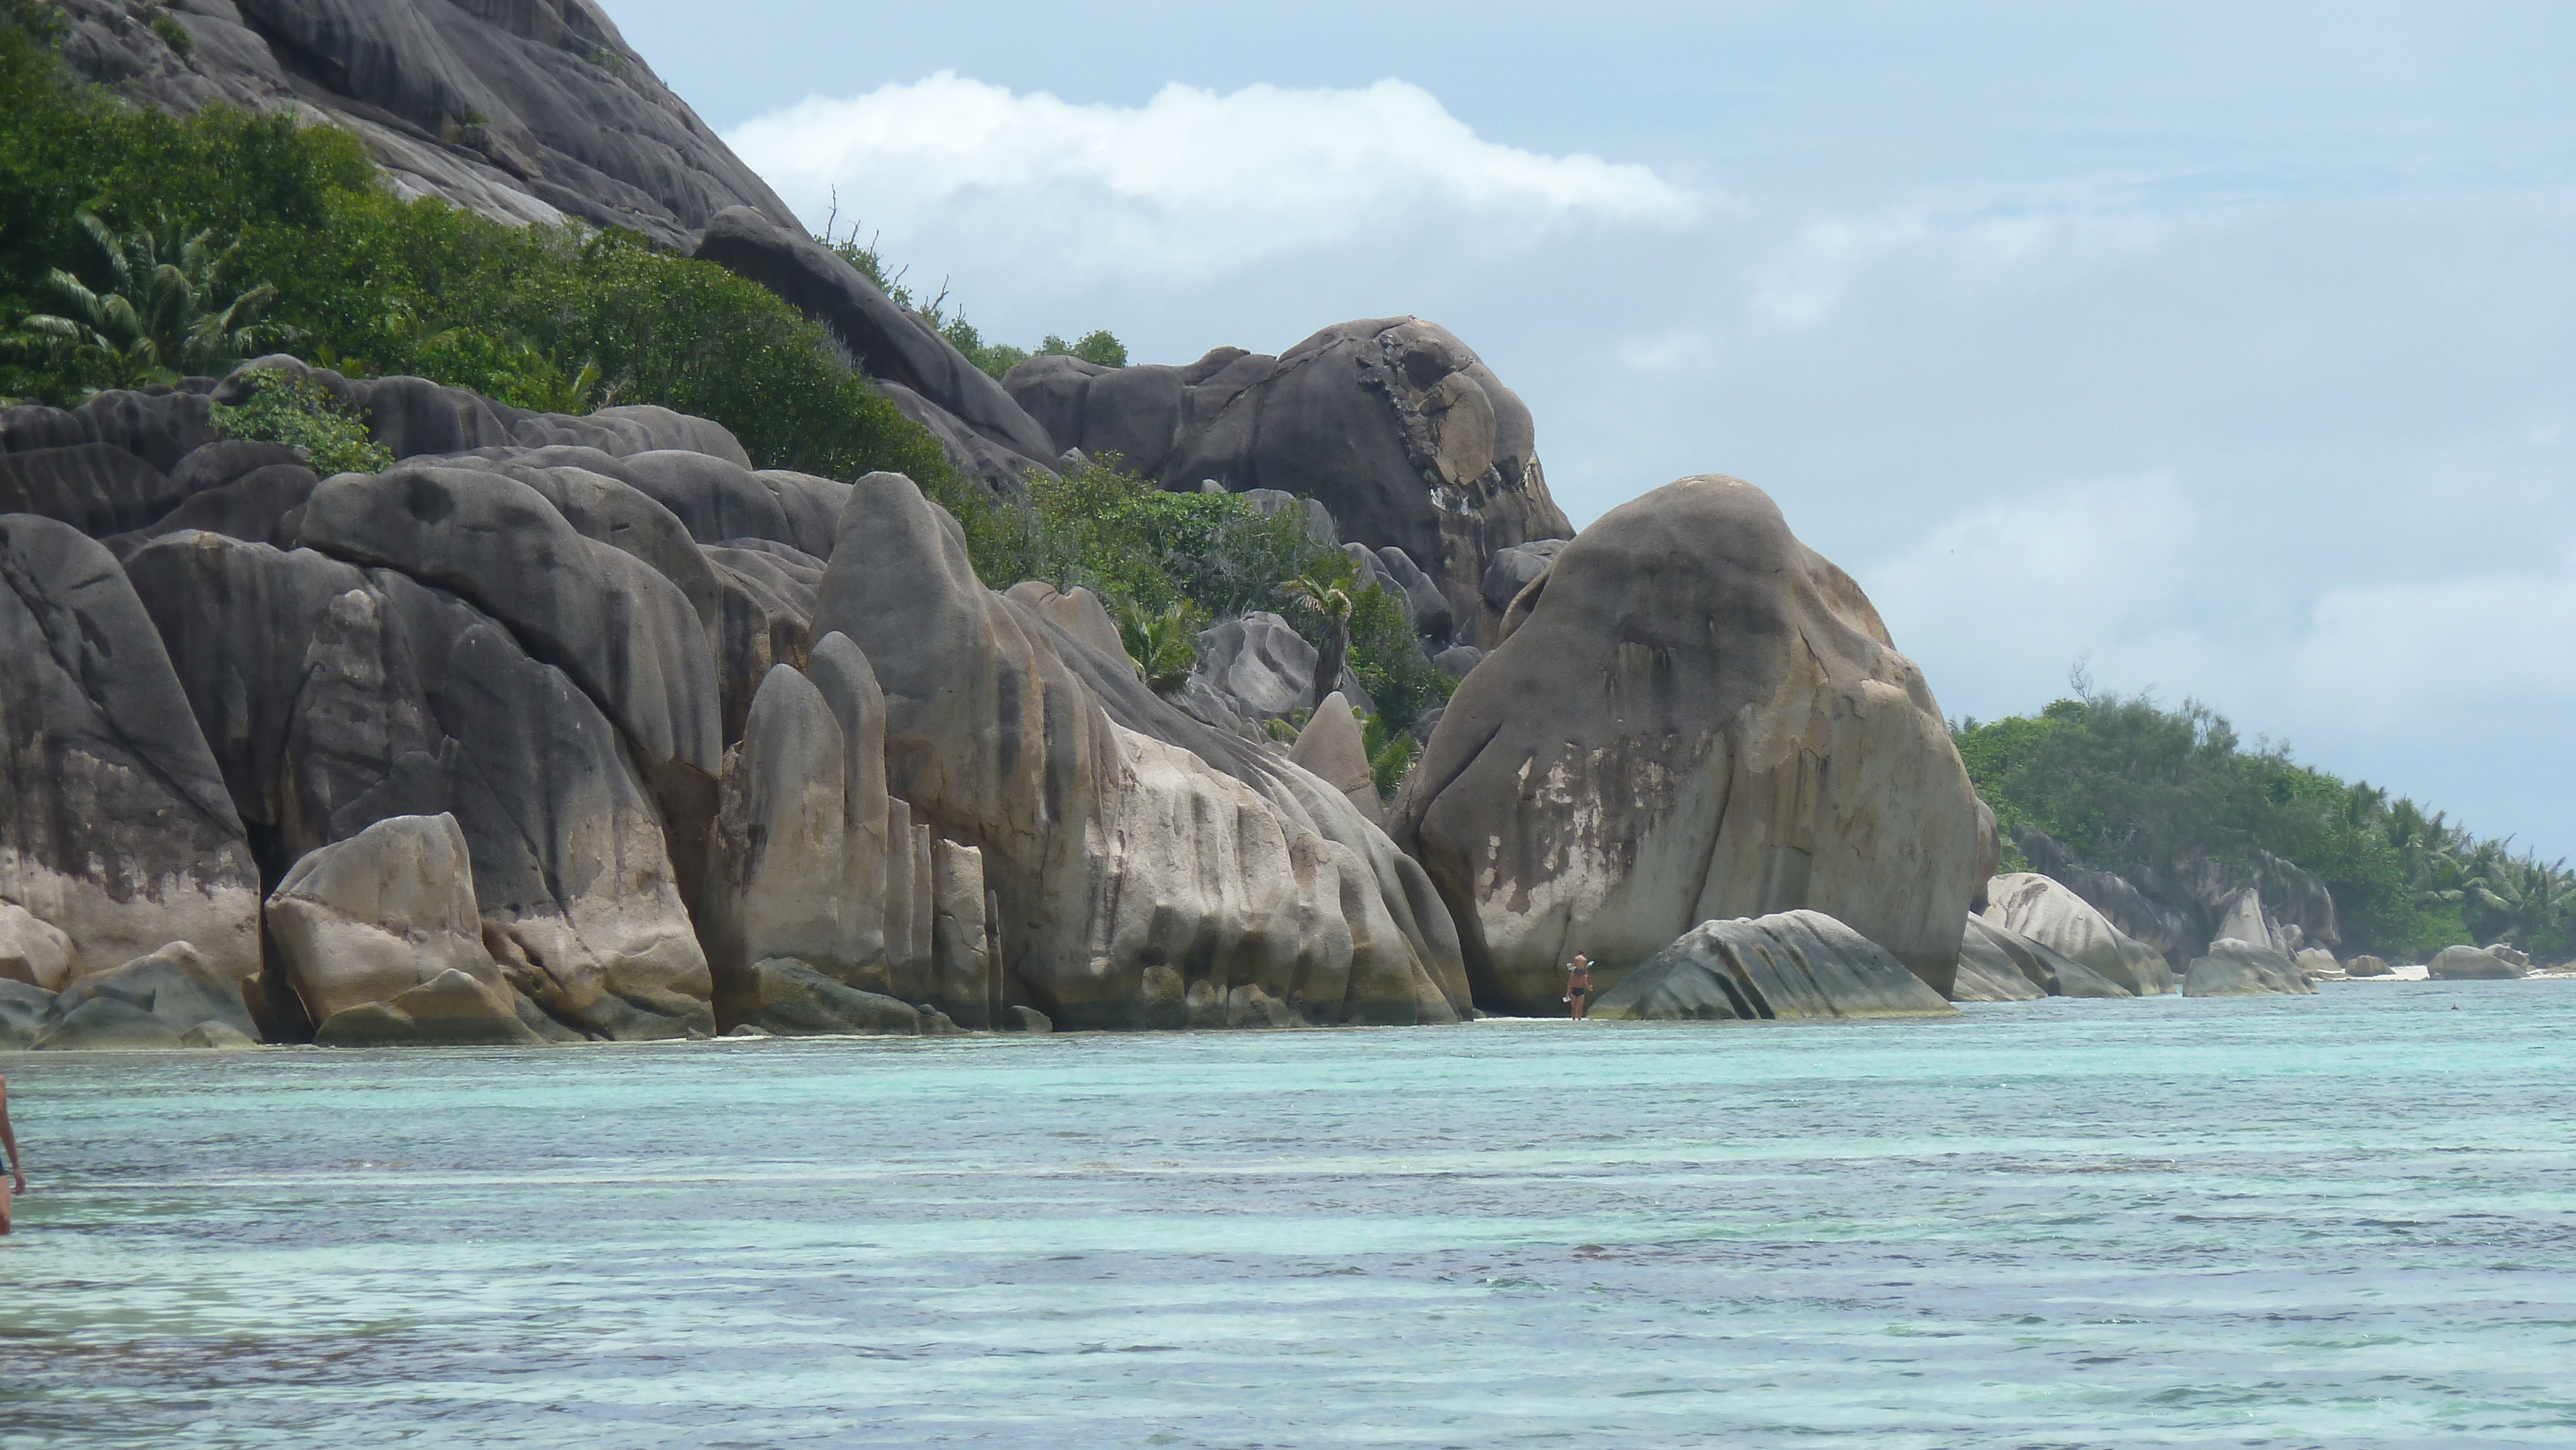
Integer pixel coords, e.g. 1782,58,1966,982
1588,910,1956,1021
123,531,713,1040
0,903,77,992
1959,915,2132,999
2182,939,2317,997
1394,475,1980,1013
2429,945,2524,981
1,516,264,997
728,957,922,1036
31,941,260,1049
693,208,1064,499
265,813,536,1044
1981,873,2175,995
809,471,1469,1030
2344,954,2394,977
1179,612,1332,730
55,0,798,250
1289,693,1386,828
1007,320,1573,644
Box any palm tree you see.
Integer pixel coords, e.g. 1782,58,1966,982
1279,572,1351,708
2467,854,2576,948
1116,599,1198,695
6,209,287,388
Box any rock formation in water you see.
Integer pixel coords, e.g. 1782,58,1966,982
1956,915,2131,1000
1,352,1477,1044
1980,873,2174,995
2428,945,2524,981
1588,910,1956,1021
1006,320,1572,645
2181,939,2318,996
52,0,796,250
1394,474,1982,1013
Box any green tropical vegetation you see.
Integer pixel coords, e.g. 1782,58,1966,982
208,366,393,475
963,458,1455,736
1,15,949,486
1956,686,2573,962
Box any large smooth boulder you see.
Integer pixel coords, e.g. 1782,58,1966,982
1982,873,2174,995
2344,954,2394,978
0,903,77,991
808,471,1469,1030
2183,939,2318,996
1395,475,1980,1013
2293,947,2341,980
1289,692,1386,828
1007,320,1573,643
1959,915,2132,999
35,941,260,1048
1,516,263,993
1179,612,1323,727
1588,910,1957,1021
265,813,524,1033
1948,927,2047,1003
124,532,714,1040
2429,945,2524,981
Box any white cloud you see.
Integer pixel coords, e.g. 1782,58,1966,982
727,73,1694,283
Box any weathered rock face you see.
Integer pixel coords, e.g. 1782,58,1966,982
808,471,1470,1030
2429,945,2524,981
0,902,78,992
2291,946,2341,980
2182,939,2318,997
1394,475,1981,1013
1,516,263,993
692,208,1064,498
55,0,798,250
1982,873,2175,995
1289,692,1386,829
123,531,713,1040
214,357,754,468
1007,320,1573,645
1588,910,1957,1021
1949,944,2046,1002
1960,915,2132,1000
32,941,260,1049
265,812,531,1044
2344,954,2394,978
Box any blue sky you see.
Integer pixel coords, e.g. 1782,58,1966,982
609,1,2576,857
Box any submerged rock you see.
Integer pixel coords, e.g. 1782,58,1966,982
1396,475,1981,1012
1588,910,1957,1022
34,941,260,1048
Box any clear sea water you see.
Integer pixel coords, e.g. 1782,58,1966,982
3,983,2571,1449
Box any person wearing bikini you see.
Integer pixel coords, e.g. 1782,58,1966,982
1564,953,1593,1019
0,1072,24,1236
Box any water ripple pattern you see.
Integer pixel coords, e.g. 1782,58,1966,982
3,985,2572,1447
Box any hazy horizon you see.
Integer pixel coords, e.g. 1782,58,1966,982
608,0,2575,858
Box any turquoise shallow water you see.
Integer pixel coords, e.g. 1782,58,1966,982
3,984,2572,1449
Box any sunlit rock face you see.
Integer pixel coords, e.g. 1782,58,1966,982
1394,473,1982,1013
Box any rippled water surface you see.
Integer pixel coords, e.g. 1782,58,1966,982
4,984,2573,1447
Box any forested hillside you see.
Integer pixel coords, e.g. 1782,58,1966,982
1957,690,2571,961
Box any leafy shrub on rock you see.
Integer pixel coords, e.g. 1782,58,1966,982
209,368,392,476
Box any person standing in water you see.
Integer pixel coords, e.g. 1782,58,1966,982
0,1072,24,1235
1564,953,1593,1019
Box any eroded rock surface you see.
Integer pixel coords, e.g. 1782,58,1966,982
1394,475,1980,1013
2182,939,2317,996
1589,910,1957,1021
1960,915,2132,1000
1,515,263,993
265,813,530,1042
1007,320,1571,643
2429,945,2524,981
809,471,1469,1030
1982,872,2174,995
